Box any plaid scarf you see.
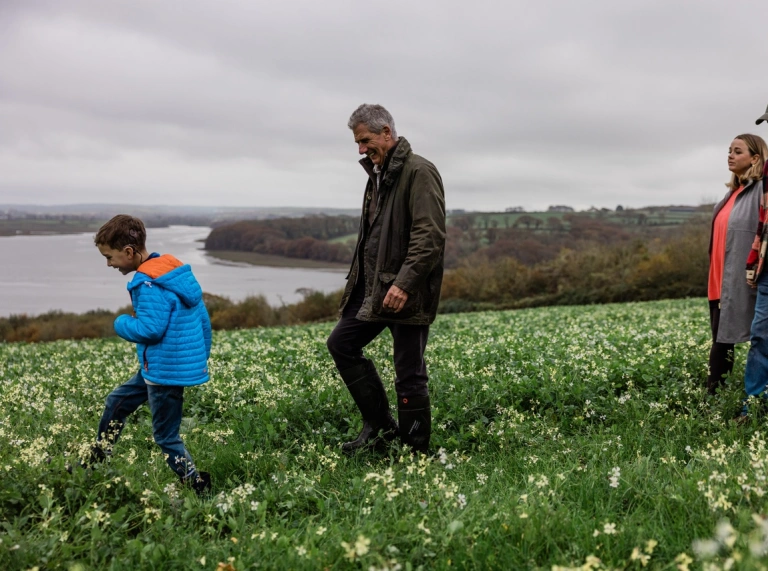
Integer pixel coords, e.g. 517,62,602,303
745,164,768,280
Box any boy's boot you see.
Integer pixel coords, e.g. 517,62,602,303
340,361,398,453
398,395,431,454
181,471,212,496
66,443,109,473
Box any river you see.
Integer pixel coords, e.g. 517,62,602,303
0,226,347,317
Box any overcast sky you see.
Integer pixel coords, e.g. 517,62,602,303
1,0,767,212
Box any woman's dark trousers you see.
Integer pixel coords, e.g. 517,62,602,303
708,299,734,395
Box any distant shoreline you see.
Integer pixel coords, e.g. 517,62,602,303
0,221,194,237
205,250,348,270
0,223,102,236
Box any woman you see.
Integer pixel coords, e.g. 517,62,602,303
707,134,767,395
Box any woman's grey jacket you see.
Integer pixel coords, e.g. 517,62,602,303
710,178,763,343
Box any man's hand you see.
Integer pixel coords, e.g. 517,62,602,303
383,284,409,313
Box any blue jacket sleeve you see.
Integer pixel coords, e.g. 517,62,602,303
114,283,171,344
200,303,212,359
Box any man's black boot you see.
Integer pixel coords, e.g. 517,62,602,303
398,395,431,454
340,362,398,453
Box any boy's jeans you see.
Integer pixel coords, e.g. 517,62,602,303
97,370,198,479
744,272,768,405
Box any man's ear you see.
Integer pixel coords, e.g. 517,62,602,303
381,125,392,140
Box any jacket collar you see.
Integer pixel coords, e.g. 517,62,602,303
136,254,183,279
358,137,412,189
714,178,758,216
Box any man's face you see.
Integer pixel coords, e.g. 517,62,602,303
97,244,137,275
353,124,393,166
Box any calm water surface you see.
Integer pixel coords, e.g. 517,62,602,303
0,226,347,317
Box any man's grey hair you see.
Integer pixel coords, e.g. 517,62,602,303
348,104,397,139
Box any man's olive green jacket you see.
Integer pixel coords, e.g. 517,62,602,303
340,137,446,325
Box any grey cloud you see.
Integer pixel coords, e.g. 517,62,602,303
0,0,766,209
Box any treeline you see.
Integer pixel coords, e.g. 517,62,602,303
444,213,669,268
0,290,344,343
206,211,691,269
2,217,714,344
205,216,358,263
440,218,709,312
0,214,214,236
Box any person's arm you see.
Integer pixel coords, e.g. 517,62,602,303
114,284,171,343
747,181,768,287
200,303,212,359
392,164,446,295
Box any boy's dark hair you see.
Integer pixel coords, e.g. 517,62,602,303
94,215,147,250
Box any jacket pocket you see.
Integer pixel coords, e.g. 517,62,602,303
374,272,421,318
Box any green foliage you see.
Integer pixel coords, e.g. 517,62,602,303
205,216,358,263
441,219,709,310
0,291,345,343
0,309,131,343
0,216,713,344
2,299,768,569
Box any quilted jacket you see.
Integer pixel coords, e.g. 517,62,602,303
115,254,211,386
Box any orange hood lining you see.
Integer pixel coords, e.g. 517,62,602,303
138,255,184,279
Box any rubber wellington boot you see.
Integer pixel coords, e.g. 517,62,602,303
340,362,398,453
398,395,431,454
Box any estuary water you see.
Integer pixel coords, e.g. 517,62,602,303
0,226,347,317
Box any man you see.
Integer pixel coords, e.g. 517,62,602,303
739,104,768,419
327,104,446,454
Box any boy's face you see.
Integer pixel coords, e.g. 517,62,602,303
97,244,140,275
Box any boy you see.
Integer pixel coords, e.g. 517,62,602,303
89,214,212,494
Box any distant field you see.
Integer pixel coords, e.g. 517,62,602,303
0,218,103,236
0,207,709,238
3,298,766,569
450,208,709,230
327,232,358,244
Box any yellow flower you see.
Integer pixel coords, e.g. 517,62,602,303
630,547,649,566
675,553,693,571
354,534,371,557
340,541,356,561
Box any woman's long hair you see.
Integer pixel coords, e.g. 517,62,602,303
727,134,768,190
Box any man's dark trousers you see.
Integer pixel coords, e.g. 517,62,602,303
327,281,430,399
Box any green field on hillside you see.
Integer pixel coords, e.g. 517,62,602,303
0,218,103,236
2,299,767,569
451,208,708,231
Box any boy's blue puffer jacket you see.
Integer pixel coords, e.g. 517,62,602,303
114,254,211,386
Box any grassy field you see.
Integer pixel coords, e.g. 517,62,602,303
2,299,768,569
